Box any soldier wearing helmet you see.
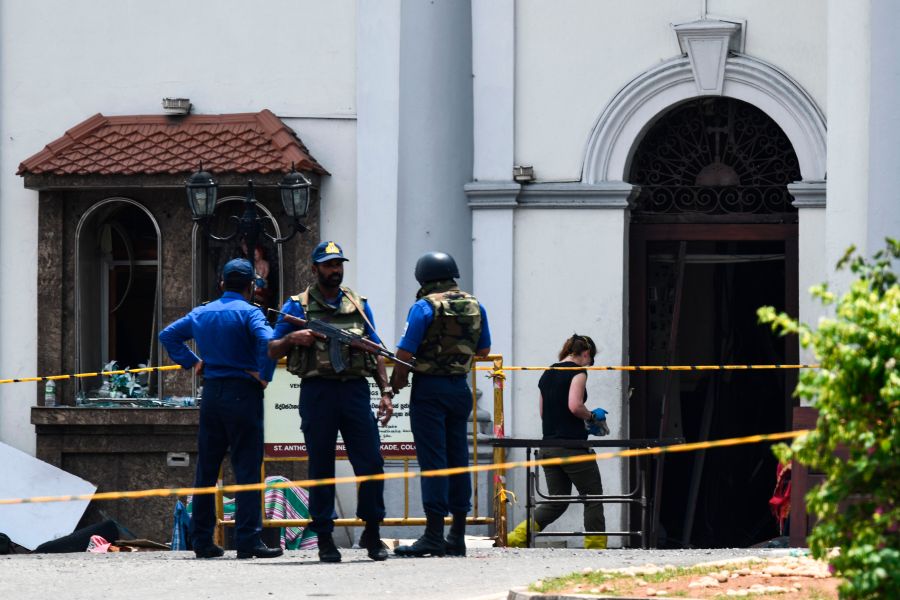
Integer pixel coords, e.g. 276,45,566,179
391,251,491,557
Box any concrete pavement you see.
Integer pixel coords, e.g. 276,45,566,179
0,548,796,600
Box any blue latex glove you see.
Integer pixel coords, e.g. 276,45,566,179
585,407,610,436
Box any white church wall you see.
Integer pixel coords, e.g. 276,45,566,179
514,0,688,182
514,0,827,182
712,0,827,111
510,206,628,546
824,0,870,295
395,0,474,340
865,0,900,257
285,117,359,285
798,206,827,371
356,0,401,337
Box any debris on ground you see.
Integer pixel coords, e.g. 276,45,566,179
530,554,838,599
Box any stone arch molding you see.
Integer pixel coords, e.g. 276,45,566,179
582,54,826,184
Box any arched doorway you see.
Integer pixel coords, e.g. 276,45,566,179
628,97,800,548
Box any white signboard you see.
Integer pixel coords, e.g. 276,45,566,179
264,364,416,458
0,442,97,550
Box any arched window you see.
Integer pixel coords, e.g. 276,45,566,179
75,198,162,399
628,98,802,222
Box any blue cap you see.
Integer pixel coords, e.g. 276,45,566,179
311,241,349,263
223,258,254,282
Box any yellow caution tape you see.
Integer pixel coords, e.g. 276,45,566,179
477,364,819,373
495,487,516,505
0,364,182,385
0,429,808,506
1,363,818,386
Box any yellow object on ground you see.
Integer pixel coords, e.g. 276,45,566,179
507,519,540,548
584,534,607,549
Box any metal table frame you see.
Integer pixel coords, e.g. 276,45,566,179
490,438,683,549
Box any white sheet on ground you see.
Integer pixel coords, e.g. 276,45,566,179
0,442,96,550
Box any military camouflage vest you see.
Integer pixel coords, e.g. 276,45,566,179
414,280,482,375
286,286,377,379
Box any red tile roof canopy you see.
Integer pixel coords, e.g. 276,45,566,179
17,109,328,178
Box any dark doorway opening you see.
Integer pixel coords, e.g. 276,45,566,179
629,226,799,548
627,96,802,548
637,236,796,548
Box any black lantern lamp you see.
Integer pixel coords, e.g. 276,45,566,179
185,163,311,251
279,162,312,223
185,165,218,220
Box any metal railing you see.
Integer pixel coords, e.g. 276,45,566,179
214,354,508,546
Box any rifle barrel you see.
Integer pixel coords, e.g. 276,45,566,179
267,307,414,368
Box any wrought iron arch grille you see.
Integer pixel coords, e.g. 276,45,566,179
628,98,801,222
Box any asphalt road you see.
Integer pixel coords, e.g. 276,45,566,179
0,547,795,600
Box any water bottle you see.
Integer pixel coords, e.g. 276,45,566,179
44,380,57,407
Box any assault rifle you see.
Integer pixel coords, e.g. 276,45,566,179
267,308,415,373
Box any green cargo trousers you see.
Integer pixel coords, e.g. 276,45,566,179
534,447,606,535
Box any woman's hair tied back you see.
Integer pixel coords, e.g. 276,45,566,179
559,333,597,361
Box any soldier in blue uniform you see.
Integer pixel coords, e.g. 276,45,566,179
159,258,282,559
268,241,394,563
391,252,491,557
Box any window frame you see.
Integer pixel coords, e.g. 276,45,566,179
74,197,163,401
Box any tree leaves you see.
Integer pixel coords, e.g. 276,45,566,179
757,239,900,599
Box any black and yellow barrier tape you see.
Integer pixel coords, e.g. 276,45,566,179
1,363,818,386
0,430,808,506
476,364,819,373
0,365,183,385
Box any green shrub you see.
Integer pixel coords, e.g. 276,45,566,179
758,240,900,599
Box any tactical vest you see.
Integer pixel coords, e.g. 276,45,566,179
286,286,377,379
415,281,482,375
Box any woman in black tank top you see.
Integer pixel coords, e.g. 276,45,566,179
508,334,608,549
539,348,593,441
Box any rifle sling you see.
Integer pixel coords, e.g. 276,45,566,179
341,286,390,352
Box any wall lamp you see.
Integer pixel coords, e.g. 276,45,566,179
185,162,312,252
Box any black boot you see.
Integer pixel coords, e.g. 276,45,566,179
360,523,388,561
445,512,466,557
193,543,225,559
317,532,342,563
236,542,283,559
394,513,446,557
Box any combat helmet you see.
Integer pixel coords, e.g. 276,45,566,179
415,252,459,284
